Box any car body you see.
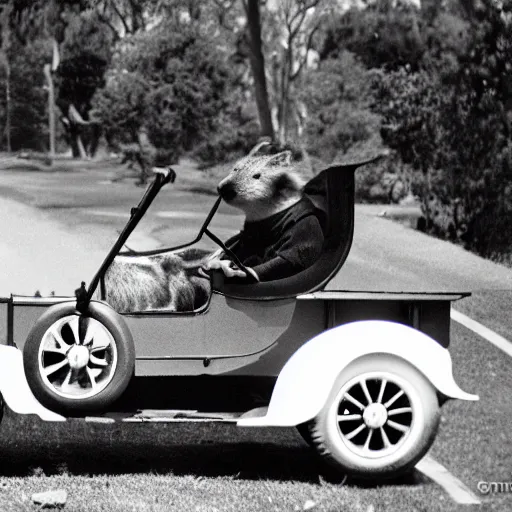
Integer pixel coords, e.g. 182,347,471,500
0,161,478,479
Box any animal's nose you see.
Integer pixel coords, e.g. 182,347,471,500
218,182,237,202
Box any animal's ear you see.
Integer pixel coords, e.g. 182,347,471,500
267,151,292,167
248,138,272,156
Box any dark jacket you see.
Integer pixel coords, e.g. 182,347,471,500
225,196,324,281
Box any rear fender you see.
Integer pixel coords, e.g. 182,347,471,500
238,320,478,427
0,346,65,421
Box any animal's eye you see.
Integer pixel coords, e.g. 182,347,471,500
253,173,261,179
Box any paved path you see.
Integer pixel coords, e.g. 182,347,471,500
0,198,114,296
1,190,511,297
329,206,512,293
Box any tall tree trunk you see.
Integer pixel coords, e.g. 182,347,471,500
5,56,10,152
1,2,12,152
245,0,274,141
43,64,55,158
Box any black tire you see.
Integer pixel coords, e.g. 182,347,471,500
304,354,440,479
23,301,135,416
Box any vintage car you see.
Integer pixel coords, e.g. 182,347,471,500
0,159,478,479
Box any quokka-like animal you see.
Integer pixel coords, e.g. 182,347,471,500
103,142,325,313
211,144,325,282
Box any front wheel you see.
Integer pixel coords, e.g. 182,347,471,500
23,301,135,416
303,354,440,479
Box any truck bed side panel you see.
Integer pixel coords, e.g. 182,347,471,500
328,299,451,348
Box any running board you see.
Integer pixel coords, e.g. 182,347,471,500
85,409,244,424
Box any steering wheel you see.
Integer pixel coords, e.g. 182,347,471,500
219,246,259,284
203,225,259,284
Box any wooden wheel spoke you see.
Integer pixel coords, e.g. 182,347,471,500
83,319,98,346
43,344,67,355
337,414,362,422
86,366,98,389
343,392,366,411
360,379,373,405
44,358,69,377
89,354,108,367
384,389,404,409
69,317,81,345
344,423,366,441
49,326,71,351
387,407,412,416
387,420,409,433
377,379,387,403
90,331,111,352
380,427,392,448
60,369,73,392
363,428,374,451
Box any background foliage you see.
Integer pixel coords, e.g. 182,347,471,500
0,0,510,263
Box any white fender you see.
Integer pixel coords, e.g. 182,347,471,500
238,320,478,427
0,346,65,422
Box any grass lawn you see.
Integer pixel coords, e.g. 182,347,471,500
0,415,452,512
453,290,512,341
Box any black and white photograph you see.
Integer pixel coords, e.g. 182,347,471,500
0,0,511,510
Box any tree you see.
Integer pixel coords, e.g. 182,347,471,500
0,37,52,151
374,0,512,260
92,19,238,164
237,0,337,145
0,1,12,151
321,0,424,71
265,0,328,146
242,0,274,140
52,7,115,157
302,51,381,162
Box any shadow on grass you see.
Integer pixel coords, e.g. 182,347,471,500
0,412,427,488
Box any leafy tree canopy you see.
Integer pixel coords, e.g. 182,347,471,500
92,19,239,162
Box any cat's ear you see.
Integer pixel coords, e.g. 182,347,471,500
266,151,292,167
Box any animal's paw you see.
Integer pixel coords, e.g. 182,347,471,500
206,259,247,279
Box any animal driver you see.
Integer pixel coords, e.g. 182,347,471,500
102,145,325,314
206,146,325,282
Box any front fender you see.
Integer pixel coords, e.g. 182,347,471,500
0,346,65,421
238,320,478,427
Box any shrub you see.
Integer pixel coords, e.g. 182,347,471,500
374,61,512,258
92,20,239,166
0,38,52,151
301,52,382,164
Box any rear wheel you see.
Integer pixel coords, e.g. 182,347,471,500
23,301,135,416
304,354,440,479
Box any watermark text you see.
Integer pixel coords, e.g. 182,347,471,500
477,480,512,495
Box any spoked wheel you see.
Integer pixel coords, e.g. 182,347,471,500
303,354,440,479
38,315,117,400
24,302,135,415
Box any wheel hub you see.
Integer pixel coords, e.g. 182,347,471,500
67,345,90,370
363,403,388,429
334,375,415,458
